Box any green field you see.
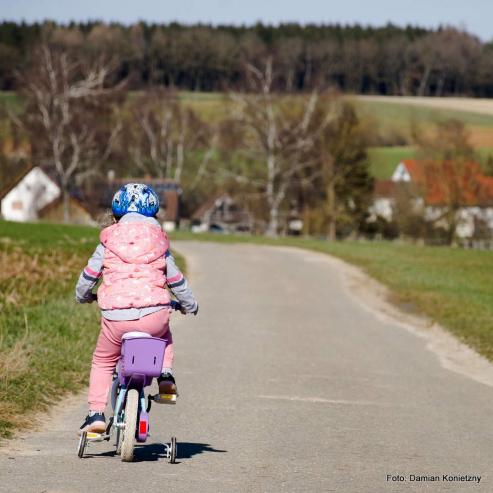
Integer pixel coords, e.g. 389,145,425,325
179,93,493,146
0,221,184,439
355,99,493,129
355,99,493,148
4,90,493,132
368,146,415,179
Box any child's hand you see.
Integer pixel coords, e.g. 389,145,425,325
171,300,186,314
79,292,97,304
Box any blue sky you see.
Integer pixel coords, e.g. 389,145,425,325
1,0,492,40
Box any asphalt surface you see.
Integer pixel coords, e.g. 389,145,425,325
1,241,492,492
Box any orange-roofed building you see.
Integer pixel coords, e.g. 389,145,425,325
371,159,493,238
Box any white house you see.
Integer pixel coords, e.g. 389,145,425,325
369,161,417,222
1,167,61,222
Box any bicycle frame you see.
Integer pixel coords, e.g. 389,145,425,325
78,330,178,461
78,302,183,461
114,335,167,441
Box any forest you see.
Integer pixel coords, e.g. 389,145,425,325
0,21,492,96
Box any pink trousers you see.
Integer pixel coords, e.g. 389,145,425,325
88,308,173,412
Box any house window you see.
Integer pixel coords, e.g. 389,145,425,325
12,201,23,210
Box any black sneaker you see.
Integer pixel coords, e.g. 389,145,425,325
79,412,106,435
157,373,178,396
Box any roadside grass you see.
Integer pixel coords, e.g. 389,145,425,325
0,221,99,438
0,220,185,439
171,231,493,362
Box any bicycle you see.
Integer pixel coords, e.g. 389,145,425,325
77,301,182,462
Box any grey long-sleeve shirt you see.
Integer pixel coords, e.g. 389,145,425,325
75,213,198,320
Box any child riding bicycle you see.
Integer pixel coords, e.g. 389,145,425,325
75,183,198,434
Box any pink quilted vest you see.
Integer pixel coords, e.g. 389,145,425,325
97,222,170,310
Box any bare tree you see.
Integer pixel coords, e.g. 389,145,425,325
231,58,338,236
125,89,213,183
17,44,122,221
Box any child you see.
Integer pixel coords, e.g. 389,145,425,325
75,183,198,434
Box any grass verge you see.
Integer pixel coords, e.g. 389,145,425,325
0,220,185,439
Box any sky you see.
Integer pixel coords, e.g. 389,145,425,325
1,0,492,41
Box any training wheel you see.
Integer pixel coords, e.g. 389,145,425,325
170,436,177,463
77,432,87,458
115,426,122,455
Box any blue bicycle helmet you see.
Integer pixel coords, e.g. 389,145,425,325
111,183,159,218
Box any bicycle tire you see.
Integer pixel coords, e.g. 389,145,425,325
120,389,139,462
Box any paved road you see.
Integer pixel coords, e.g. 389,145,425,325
1,242,492,492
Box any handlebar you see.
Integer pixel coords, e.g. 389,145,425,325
170,300,183,312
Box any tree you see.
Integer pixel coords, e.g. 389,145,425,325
414,119,479,244
1,21,493,96
17,44,122,221
304,97,373,239
124,88,213,183
231,58,334,236
408,29,481,96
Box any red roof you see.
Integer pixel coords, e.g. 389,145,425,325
399,159,425,182
398,159,493,207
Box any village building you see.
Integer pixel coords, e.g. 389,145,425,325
1,168,182,228
37,196,96,225
371,159,493,239
191,194,253,233
1,166,61,222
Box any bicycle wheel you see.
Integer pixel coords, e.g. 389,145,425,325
120,388,139,462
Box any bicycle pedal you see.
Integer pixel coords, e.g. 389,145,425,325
152,393,177,404
86,432,109,441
